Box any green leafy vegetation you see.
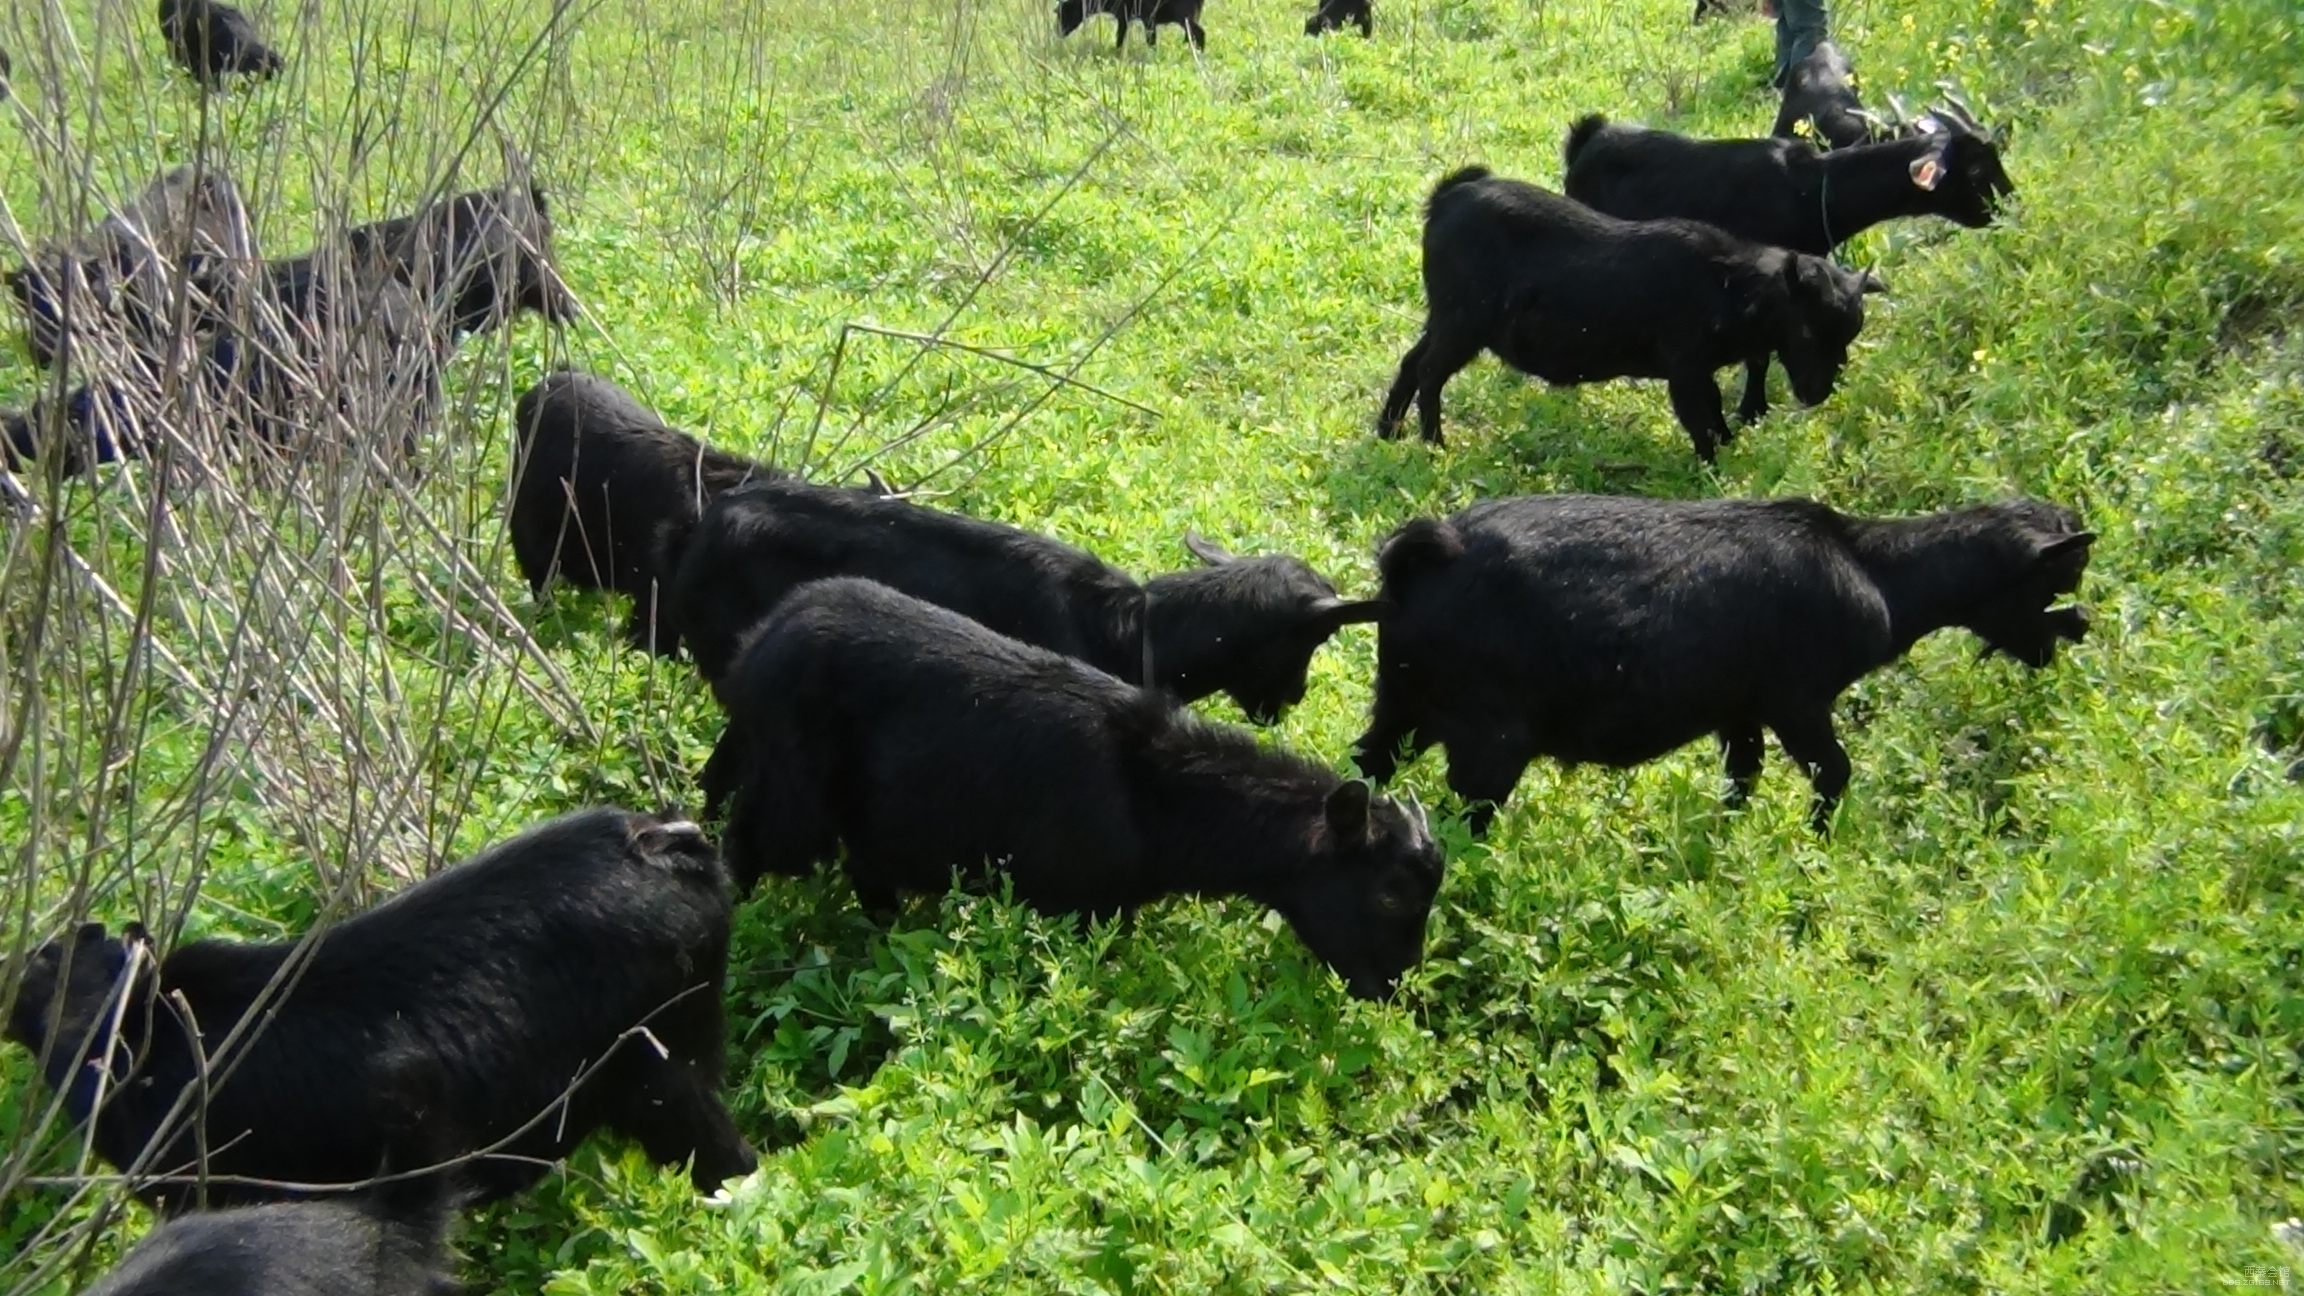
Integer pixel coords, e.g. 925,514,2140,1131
3,0,2301,1290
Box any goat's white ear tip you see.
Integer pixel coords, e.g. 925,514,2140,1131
1909,156,1945,190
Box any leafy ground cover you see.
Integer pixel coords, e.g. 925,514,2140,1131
2,0,2302,1290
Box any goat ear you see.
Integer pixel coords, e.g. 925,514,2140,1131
1909,154,1946,191
73,921,108,945
1859,270,1890,295
1325,780,1372,840
1315,597,1387,629
2036,531,2095,561
1183,532,1237,566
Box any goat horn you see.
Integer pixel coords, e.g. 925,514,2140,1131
1934,89,1986,134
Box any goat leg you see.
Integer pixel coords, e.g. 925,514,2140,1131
1441,724,1532,837
1735,354,1772,426
1413,329,1483,446
1720,727,1765,806
852,879,904,921
1771,710,1851,833
1377,334,1428,439
1665,371,1731,463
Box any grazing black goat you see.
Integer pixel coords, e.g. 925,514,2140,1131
7,164,258,369
704,578,1445,1000
1563,107,2010,423
1771,40,1886,149
345,178,578,341
3,809,756,1212
1353,494,2093,833
1376,166,1882,461
192,171,570,462
1057,0,1207,50
1305,0,1371,37
81,1192,454,1296
158,0,284,88
510,370,774,653
1563,108,2010,260
673,477,1381,722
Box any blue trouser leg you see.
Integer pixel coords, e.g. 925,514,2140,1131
1773,0,1830,84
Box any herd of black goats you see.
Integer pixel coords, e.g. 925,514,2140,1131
0,2,2098,1293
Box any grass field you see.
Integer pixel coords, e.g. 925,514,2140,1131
3,0,2304,1290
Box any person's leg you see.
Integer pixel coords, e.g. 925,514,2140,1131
1773,0,1829,84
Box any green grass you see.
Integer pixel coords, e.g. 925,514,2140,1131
4,0,2304,1290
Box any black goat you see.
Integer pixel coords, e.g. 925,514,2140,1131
345,178,578,341
82,1192,453,1296
704,577,1445,1000
1353,494,2093,833
157,0,284,88
1771,40,1886,149
3,809,756,1212
1,45,12,99
1057,0,1207,50
192,172,569,462
1563,108,2011,423
7,164,259,369
1305,0,1371,37
673,477,1380,723
510,370,774,654
1376,166,1883,462
1563,109,2011,260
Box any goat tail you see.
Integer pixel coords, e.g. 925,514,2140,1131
1376,517,1464,596
1563,113,1610,170
1426,165,1493,216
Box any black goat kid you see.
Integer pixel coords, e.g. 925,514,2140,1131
1305,0,1372,37
705,578,1445,1000
1353,494,2092,833
1563,107,2011,423
1376,166,1882,461
510,370,773,654
673,478,1378,723
1057,0,1207,50
3,809,755,1212
158,0,284,88
81,1192,454,1296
